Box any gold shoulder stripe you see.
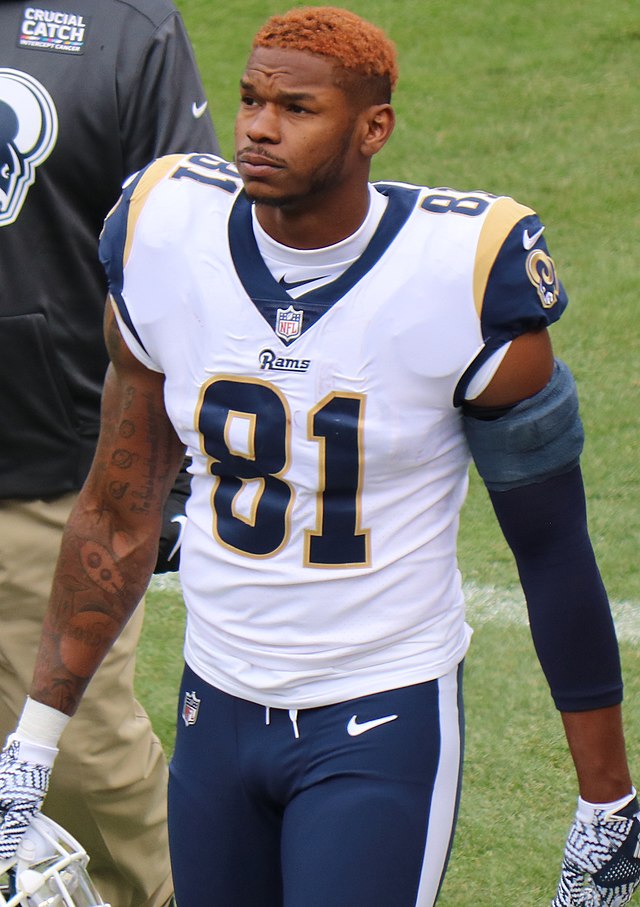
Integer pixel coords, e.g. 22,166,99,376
472,197,535,318
123,154,187,267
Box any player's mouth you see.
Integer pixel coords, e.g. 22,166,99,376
236,149,285,179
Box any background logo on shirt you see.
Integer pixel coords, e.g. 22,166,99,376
18,7,90,54
0,68,58,227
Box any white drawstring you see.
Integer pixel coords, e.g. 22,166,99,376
263,706,300,738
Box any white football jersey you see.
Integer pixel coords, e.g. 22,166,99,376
100,153,567,708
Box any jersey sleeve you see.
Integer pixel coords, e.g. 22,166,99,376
478,202,568,340
99,155,185,370
456,197,569,401
117,9,220,176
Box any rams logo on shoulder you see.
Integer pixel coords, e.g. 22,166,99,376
0,68,58,227
525,248,560,309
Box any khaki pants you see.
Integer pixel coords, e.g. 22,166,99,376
0,495,173,907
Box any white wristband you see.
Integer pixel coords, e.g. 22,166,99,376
6,735,59,768
15,696,70,749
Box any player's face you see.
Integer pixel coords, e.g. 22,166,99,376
234,47,366,210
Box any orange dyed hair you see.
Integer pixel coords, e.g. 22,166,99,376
252,6,398,104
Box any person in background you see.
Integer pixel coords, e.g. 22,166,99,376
0,1,219,904
1,6,638,906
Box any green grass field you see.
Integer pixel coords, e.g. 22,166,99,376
138,1,640,902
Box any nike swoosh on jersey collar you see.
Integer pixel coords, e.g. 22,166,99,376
278,275,330,292
228,186,419,344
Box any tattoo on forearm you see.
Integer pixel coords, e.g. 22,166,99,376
119,418,135,438
131,392,163,513
79,540,125,595
34,535,136,711
112,448,136,470
108,480,129,500
59,609,122,680
123,385,135,411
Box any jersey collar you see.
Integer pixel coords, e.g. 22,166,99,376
228,184,419,344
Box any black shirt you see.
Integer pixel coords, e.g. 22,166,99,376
0,0,219,497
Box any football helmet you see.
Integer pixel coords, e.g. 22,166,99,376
0,813,109,907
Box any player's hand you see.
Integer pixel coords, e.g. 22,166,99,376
552,793,640,906
154,456,191,574
154,512,186,574
0,736,57,862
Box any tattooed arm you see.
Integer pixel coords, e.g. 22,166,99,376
0,304,184,857
30,302,186,716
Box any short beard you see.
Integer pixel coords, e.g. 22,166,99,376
244,125,356,210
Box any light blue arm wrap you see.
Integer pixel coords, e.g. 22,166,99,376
463,359,584,491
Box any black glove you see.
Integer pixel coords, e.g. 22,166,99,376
154,457,191,574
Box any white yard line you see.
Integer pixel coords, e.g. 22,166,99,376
461,582,640,644
149,575,640,643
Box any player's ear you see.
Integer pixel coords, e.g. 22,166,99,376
360,103,395,159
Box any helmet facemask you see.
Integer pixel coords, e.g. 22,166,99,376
0,814,109,907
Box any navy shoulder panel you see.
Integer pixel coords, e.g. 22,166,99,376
481,211,568,344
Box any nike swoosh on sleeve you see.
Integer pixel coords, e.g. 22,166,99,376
522,225,545,250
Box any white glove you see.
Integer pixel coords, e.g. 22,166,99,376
552,792,640,906
0,735,57,862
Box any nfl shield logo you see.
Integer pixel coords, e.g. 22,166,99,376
182,690,201,727
276,304,303,341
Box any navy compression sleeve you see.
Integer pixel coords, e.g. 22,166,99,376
487,466,622,712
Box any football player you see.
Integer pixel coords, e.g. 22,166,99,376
0,6,638,906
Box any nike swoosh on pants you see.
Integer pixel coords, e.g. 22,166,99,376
346,714,398,736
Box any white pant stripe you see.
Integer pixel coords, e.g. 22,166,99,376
414,664,462,906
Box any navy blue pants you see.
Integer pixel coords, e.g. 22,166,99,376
168,663,464,906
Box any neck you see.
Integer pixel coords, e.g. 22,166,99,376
254,183,371,249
